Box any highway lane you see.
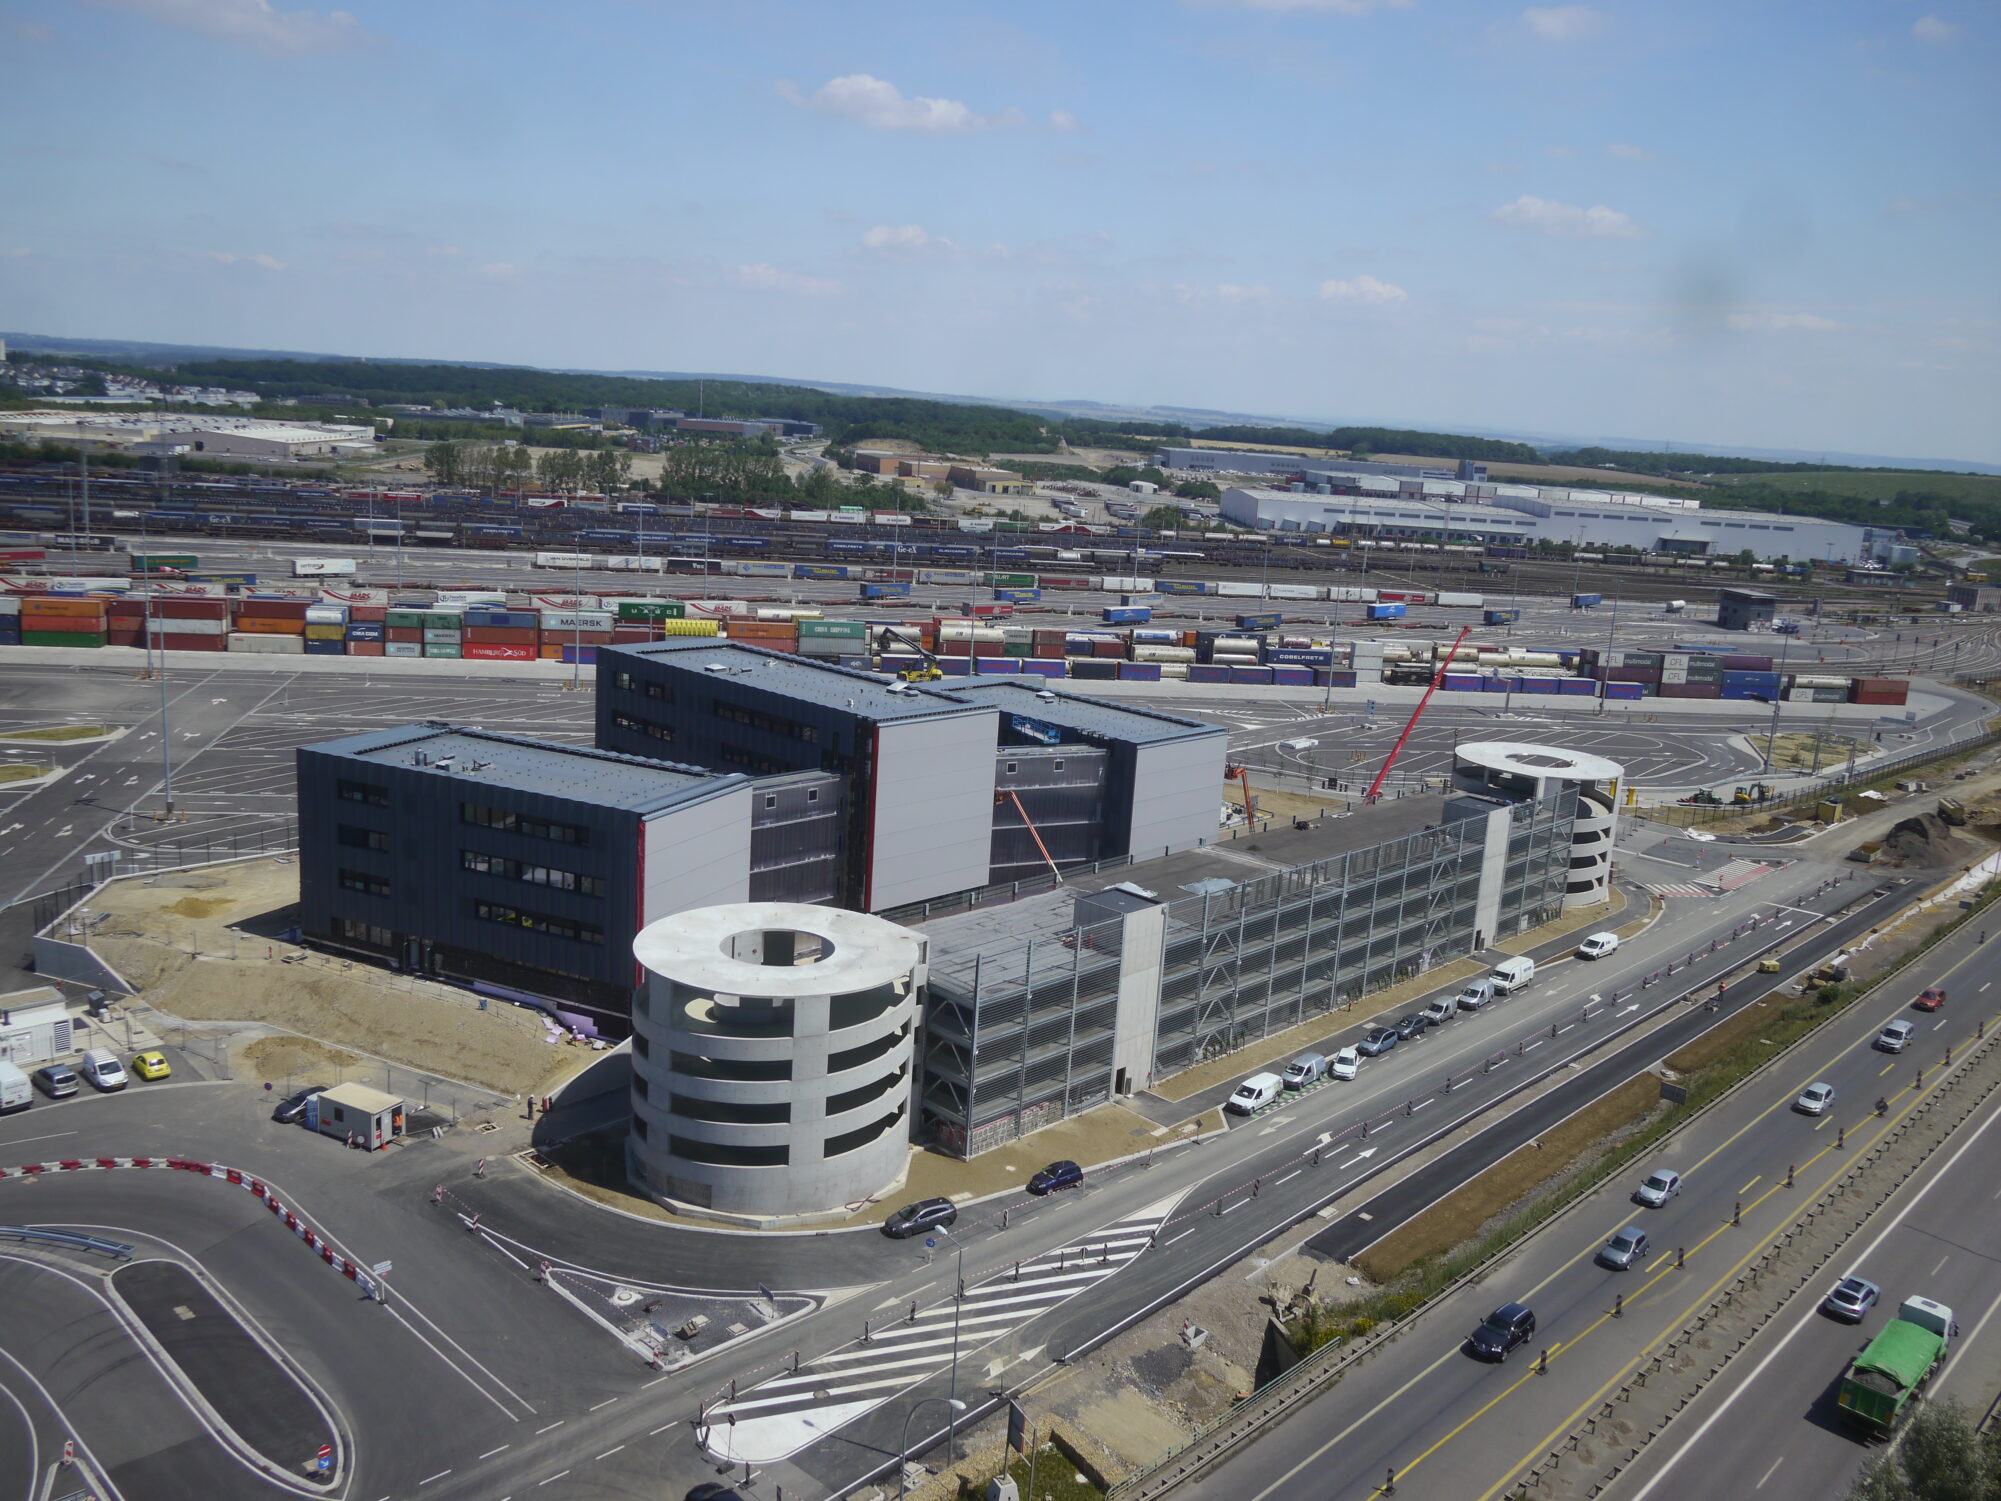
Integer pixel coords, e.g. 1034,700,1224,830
1616,1043,2001,1501
1174,902,1999,1501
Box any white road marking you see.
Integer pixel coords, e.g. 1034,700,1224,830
535,1421,565,1435
419,1471,452,1486
594,1446,625,1461
537,1472,570,1487
1756,1456,1784,1489
589,1397,618,1410
478,1446,510,1459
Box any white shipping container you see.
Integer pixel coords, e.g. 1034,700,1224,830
755,608,823,622
735,562,791,578
1216,581,1264,598
1662,653,1690,669
1099,576,1154,592
2,576,132,594
1661,667,1688,684
1213,653,1261,665
1214,636,1262,653
304,606,348,625
292,558,358,577
541,611,614,632
534,552,595,569
1268,584,1321,601
1786,688,1817,702
1328,587,1379,603
603,556,666,572
434,591,507,607
684,600,750,618
529,594,602,610
0,597,18,615
1132,645,1196,662
1436,592,1484,607
147,617,226,636
319,588,389,606
228,633,305,654
148,582,230,598
1160,662,1189,679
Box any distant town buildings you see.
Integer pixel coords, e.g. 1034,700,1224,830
848,449,1033,496
0,409,376,460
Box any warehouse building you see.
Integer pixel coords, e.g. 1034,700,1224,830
1220,485,1872,563
595,640,1229,914
911,779,1579,1156
1717,587,1780,631
296,724,841,1026
1947,582,2001,613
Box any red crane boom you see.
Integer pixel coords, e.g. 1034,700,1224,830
1363,624,1474,802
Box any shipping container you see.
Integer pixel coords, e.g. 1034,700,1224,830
1236,613,1283,631
1103,606,1151,624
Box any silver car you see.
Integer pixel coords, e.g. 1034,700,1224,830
1795,1082,1836,1115
1597,1226,1651,1270
1633,1168,1681,1208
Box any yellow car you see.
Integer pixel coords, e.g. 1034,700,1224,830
131,1050,172,1082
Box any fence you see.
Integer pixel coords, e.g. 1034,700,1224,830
109,817,300,871
1648,725,2001,828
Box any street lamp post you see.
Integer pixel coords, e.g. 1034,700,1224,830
896,1397,967,1501
937,1227,968,1460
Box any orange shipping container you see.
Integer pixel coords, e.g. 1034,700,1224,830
348,641,386,657
20,598,108,619
16,614,106,634
231,616,306,635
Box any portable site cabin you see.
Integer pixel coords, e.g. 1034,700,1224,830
309,1081,405,1150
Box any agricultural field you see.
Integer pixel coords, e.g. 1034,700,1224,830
1723,469,2001,504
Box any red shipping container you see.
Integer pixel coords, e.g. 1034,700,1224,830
107,600,146,619
463,643,538,662
941,640,971,656
464,626,539,645
611,627,653,643
386,627,423,643
972,640,1004,657
576,630,613,646
17,614,104,634
156,598,230,620
1658,683,1721,698
235,599,310,619
1092,640,1126,658
348,641,385,657
349,606,388,622
107,628,142,646
158,633,225,651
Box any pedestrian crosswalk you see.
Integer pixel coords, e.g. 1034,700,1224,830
1643,881,1716,899
700,1197,1179,1465
1711,859,1775,890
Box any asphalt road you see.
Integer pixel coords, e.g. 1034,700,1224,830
1176,906,2000,1501
1613,1063,2001,1501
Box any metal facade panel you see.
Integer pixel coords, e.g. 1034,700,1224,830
1119,735,1230,861
641,786,752,931
867,716,999,911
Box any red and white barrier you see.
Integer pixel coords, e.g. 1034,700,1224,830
0,1156,381,1296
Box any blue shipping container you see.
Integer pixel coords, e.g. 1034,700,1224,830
1068,659,1119,679
1316,670,1358,689
304,639,346,656
1366,603,1407,620
1230,666,1275,685
1572,593,1602,608
975,658,1021,674
1271,667,1313,686
1188,664,1231,683
1021,659,1067,677
1266,649,1335,667
1604,681,1644,700
1558,678,1597,696
1103,607,1151,624
560,646,597,664
994,588,1041,603
938,658,973,676
1118,662,1163,681
861,584,911,600
1483,609,1522,625
1441,673,1482,690
1236,613,1283,630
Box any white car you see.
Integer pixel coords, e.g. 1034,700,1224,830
1795,1082,1836,1116
1633,1168,1681,1207
1328,1047,1361,1081
1577,932,1621,960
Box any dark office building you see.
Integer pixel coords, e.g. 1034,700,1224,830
296,724,839,1027
1717,588,1779,631
595,640,1228,914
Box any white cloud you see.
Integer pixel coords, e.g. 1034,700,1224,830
1522,5,1604,40
1725,311,1843,333
1912,14,1959,43
81,0,372,55
734,263,844,296
205,250,286,268
1049,107,1081,133
1319,274,1409,305
1490,194,1643,238
1605,142,1651,159
779,74,1041,133
1195,0,1411,11
861,224,957,254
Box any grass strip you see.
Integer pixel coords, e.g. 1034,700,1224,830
0,724,113,741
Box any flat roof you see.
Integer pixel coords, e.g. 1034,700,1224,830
1456,741,1624,782
320,1081,403,1113
1225,488,1533,526
605,639,991,723
307,723,738,813
945,679,1226,747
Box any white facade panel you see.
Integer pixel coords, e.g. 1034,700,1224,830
642,788,752,929
867,713,1000,910
1124,735,1229,861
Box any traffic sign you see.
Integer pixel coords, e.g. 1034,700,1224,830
371,1260,393,1275
923,1238,936,1249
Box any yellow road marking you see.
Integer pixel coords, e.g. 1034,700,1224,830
1738,1176,1760,1195
1881,1061,1897,1075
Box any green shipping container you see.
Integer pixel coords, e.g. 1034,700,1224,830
424,642,462,659
798,619,868,638
982,572,1038,589
385,610,429,628
421,612,463,629
23,630,107,647
617,600,686,621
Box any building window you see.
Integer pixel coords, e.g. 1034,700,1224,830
337,824,390,853
632,1115,647,1139
474,900,604,945
764,794,778,810
807,789,819,802
332,916,394,948
337,779,389,806
611,712,676,745
717,744,789,775
712,701,819,743
461,850,605,897
338,868,390,897
460,803,589,846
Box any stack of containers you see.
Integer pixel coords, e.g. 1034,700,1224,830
1659,649,1723,699
151,596,230,651
1031,627,1068,661
465,606,541,663
0,596,17,648
106,596,146,647
303,603,349,657
797,619,868,659
232,596,309,655
22,596,109,647
423,609,464,659
1786,675,1850,704
725,617,798,653
345,607,386,657
1351,640,1385,683
384,605,429,658
1848,677,1910,707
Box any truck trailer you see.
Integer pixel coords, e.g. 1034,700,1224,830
1837,1297,1954,1440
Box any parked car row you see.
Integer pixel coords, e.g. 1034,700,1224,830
0,1049,171,1110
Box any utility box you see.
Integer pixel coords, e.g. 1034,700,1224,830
988,1479,1021,1501
309,1081,405,1150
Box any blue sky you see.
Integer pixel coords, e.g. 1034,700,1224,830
2,0,1995,462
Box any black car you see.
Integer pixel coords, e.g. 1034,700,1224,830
687,1486,746,1501
273,1084,330,1124
32,1063,79,1099
1028,1160,1084,1196
1467,1301,1536,1361
1357,1026,1399,1057
1393,1013,1430,1041
882,1198,959,1238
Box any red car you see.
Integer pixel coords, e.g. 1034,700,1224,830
1915,987,1946,1012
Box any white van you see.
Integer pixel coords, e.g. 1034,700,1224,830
80,1048,128,1091
0,1060,30,1113
1489,957,1537,995
1226,1072,1284,1115
1576,932,1620,960
1456,977,1497,1011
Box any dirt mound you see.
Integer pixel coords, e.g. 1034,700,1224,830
1881,812,1981,867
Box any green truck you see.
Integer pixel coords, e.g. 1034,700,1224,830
1837,1297,1954,1440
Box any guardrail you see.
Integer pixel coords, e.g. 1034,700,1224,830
0,1224,134,1259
